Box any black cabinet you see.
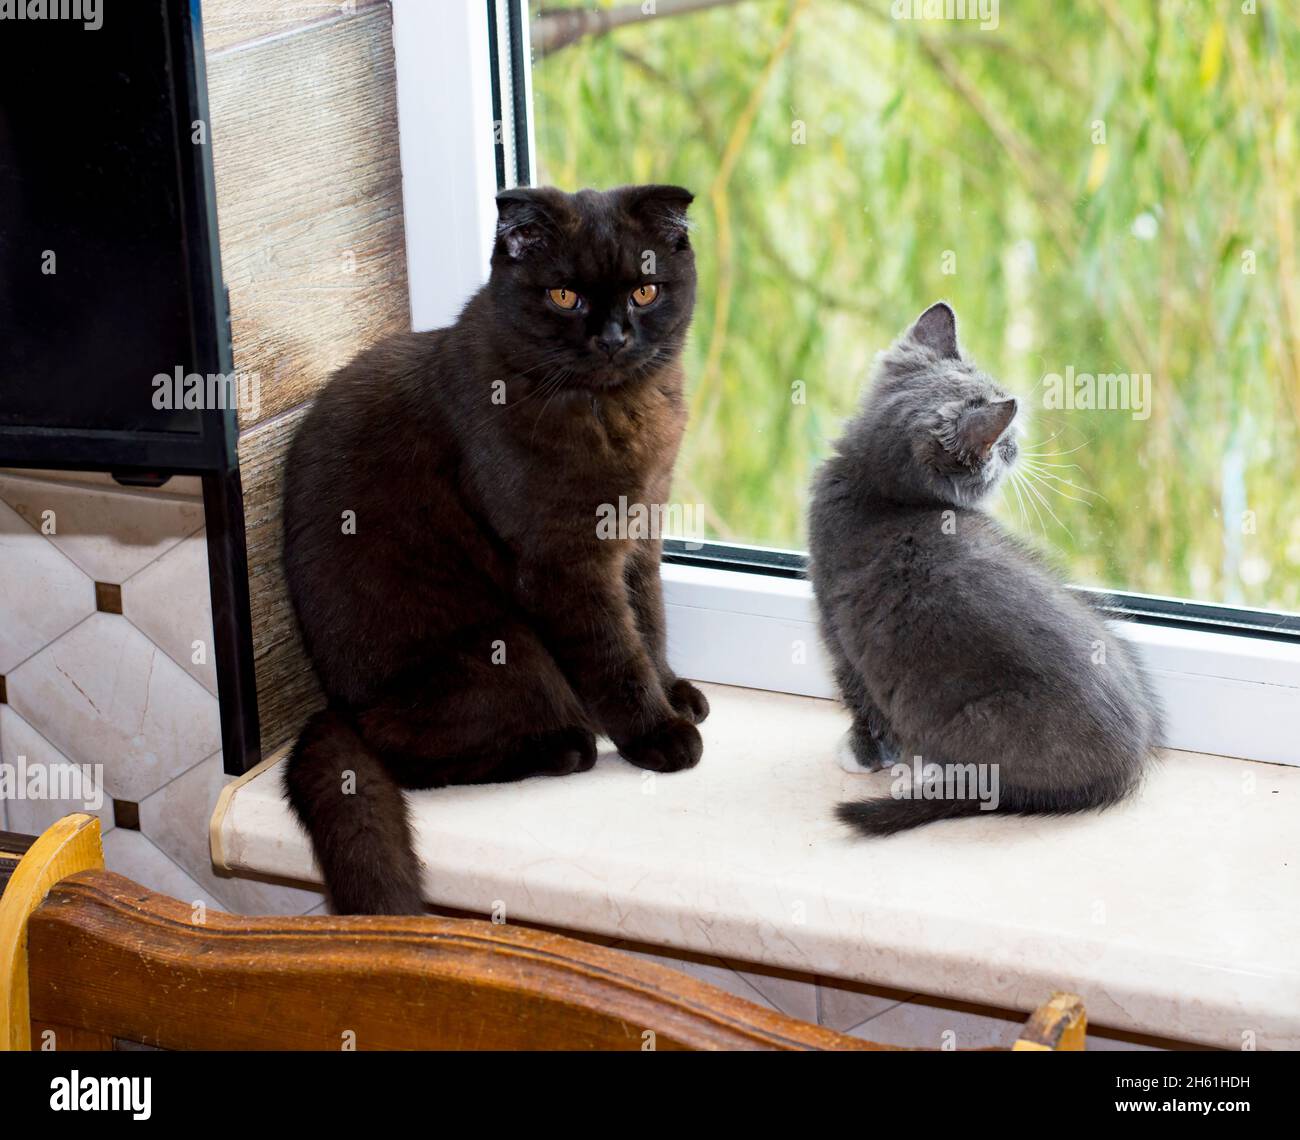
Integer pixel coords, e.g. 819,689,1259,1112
0,0,259,774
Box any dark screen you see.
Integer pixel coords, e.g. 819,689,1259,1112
0,0,202,435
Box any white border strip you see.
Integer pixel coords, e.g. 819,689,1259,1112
392,0,498,332
663,562,1300,767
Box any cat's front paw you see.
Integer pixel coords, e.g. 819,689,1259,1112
620,718,703,773
666,678,710,725
534,726,598,776
837,725,901,773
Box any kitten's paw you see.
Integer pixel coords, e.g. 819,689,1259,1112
620,718,703,773
838,725,901,772
534,727,598,776
837,730,879,773
667,678,710,725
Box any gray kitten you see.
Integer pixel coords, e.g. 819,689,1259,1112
808,302,1163,835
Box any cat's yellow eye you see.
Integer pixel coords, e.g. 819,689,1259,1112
547,287,581,311
630,284,660,308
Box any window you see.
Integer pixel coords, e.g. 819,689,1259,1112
392,1,1300,767
523,0,1300,615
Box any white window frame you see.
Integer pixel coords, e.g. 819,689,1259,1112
392,0,1300,768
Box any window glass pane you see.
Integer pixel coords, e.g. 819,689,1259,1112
528,1,1300,614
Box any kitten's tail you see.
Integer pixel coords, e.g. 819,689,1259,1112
836,795,985,836
284,706,423,914
836,771,1139,838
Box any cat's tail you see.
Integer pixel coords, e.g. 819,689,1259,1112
836,795,986,836
284,706,424,914
836,771,1139,838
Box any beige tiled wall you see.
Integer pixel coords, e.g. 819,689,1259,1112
0,468,321,915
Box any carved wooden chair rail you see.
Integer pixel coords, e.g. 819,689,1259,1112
0,815,1086,1051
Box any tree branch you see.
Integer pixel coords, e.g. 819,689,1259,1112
615,44,867,317
534,0,755,55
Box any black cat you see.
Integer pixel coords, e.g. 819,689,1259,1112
282,185,709,913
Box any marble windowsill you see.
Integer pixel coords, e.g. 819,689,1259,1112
211,682,1300,1049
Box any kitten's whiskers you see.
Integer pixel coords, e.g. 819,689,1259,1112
1004,468,1031,532
1022,438,1091,458
1020,463,1105,505
1017,468,1072,536
1009,469,1049,538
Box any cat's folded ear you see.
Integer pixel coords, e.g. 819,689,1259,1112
495,188,561,260
621,184,695,251
959,397,1018,458
907,301,961,360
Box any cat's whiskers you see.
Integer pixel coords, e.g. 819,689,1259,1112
461,356,575,433
1019,459,1106,504
529,367,575,443
1004,467,1032,532
456,360,570,440
627,346,676,381
1016,472,1052,537
1008,468,1049,537
511,351,581,391
1022,458,1087,473
1021,438,1092,458
1016,467,1072,536
515,349,572,376
1019,429,1068,450
1021,467,1095,509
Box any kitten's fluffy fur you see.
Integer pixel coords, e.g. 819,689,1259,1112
282,186,709,913
809,303,1162,835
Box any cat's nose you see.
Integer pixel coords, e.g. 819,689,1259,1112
595,323,627,358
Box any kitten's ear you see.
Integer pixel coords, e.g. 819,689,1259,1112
908,302,960,360
623,184,694,251
494,188,557,260
958,397,1018,458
